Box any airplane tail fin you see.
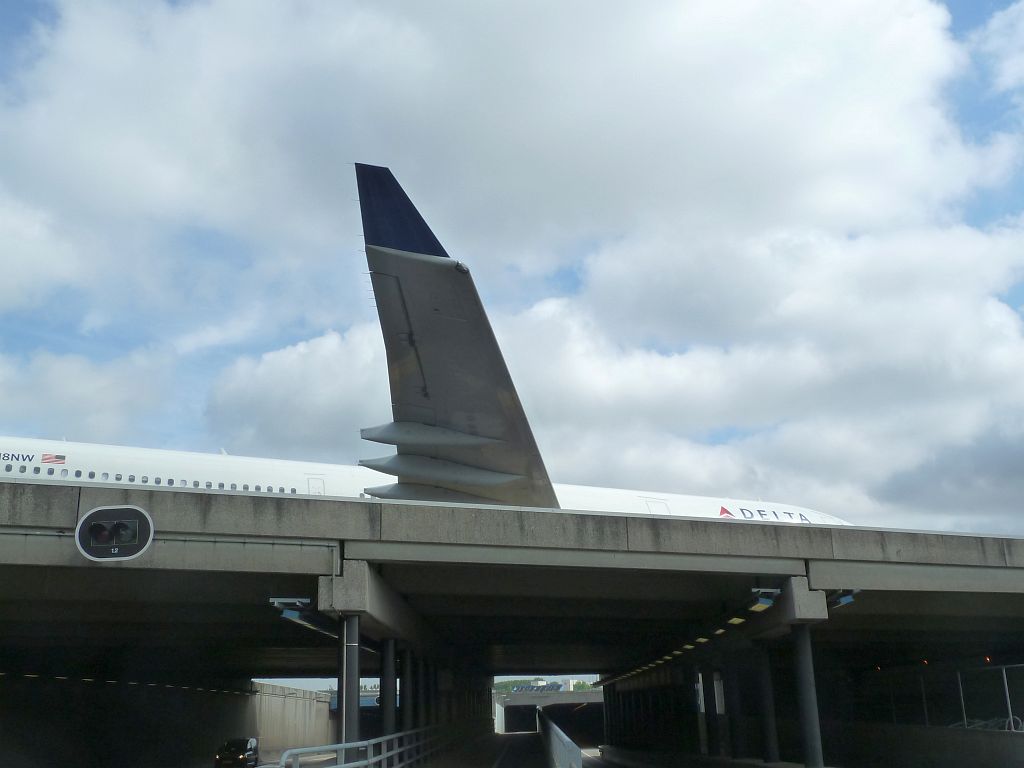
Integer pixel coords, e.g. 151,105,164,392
355,164,559,509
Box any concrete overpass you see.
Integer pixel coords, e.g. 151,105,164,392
5,479,1024,766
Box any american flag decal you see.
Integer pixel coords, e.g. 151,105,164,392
42,454,66,464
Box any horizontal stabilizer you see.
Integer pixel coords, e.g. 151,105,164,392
361,421,501,449
359,454,523,487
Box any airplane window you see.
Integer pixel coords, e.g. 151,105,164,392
205,481,212,489
179,479,186,487
3,464,10,472
142,476,149,483
47,468,54,476
115,473,122,481
155,478,162,485
278,487,284,493
61,469,68,478
290,488,296,494
217,482,224,490
32,467,40,475
128,474,135,482
242,484,249,491
228,483,235,490
266,485,273,493
88,471,95,479
255,485,261,492
192,481,199,488
74,470,82,478
101,472,109,481
18,465,26,473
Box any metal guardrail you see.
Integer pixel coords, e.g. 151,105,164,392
278,725,444,768
536,708,583,768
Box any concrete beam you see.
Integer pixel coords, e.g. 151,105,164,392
318,560,434,649
493,689,603,708
626,516,836,560
747,576,828,640
0,527,337,574
809,560,1024,593
379,502,628,550
829,528,1014,568
344,541,805,576
0,483,79,528
78,486,379,540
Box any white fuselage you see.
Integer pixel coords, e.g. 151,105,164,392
0,436,849,526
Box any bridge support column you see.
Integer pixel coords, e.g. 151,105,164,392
400,645,414,731
758,649,780,763
417,654,428,727
723,662,744,758
344,614,361,746
425,659,436,725
700,667,721,756
603,684,614,744
381,637,397,735
793,623,824,768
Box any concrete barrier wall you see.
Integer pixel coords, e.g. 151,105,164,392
0,677,337,767
822,719,1024,768
768,717,1024,767
254,682,332,758
0,676,255,768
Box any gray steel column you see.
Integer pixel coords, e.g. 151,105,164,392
344,614,361,745
723,663,744,758
425,659,435,725
400,646,414,731
793,623,824,768
335,619,345,745
700,667,721,756
381,638,397,734
758,650,780,763
603,684,612,744
417,654,428,727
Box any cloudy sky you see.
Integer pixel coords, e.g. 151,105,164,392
3,1,1024,535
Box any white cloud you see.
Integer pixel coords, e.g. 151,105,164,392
0,188,82,311
973,0,1024,94
0,349,168,443
205,326,391,462
1,1,1024,535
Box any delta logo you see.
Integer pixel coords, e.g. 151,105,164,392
719,506,813,524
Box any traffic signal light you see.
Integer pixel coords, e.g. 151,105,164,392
75,506,154,561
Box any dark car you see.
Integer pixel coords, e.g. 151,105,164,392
214,737,259,767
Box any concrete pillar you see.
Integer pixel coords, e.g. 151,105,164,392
700,667,721,756
344,615,361,746
335,621,345,745
400,646,414,732
793,623,824,768
610,685,620,744
432,661,440,725
417,655,428,727
757,650,780,763
723,663,744,758
381,638,397,735
603,685,611,744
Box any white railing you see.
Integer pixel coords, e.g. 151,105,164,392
278,725,444,768
536,708,583,768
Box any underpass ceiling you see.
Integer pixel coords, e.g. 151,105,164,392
7,561,1024,680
